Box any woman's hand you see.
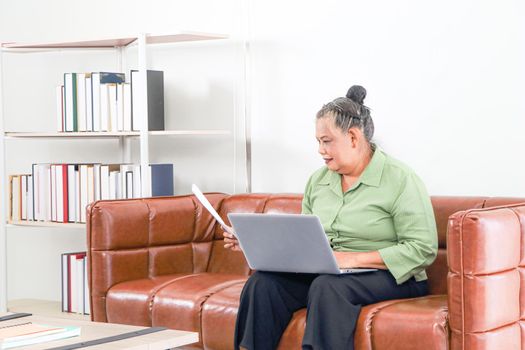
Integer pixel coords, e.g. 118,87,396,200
223,226,241,251
333,251,360,268
333,251,388,269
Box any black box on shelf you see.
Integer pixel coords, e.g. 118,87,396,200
130,70,165,131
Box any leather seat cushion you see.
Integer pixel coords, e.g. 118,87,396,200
263,295,449,350
106,274,191,326
151,273,247,336
201,282,247,350
356,295,449,350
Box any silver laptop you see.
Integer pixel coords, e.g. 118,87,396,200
227,213,378,275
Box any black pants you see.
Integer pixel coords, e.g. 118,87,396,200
234,270,428,350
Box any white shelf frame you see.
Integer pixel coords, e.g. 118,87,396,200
0,36,7,313
1,31,227,50
7,221,86,229
3,130,230,138
0,31,230,312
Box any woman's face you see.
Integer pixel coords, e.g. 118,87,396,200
315,117,358,174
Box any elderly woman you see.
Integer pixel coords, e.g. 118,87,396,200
223,85,438,350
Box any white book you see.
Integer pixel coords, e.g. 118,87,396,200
20,175,27,220
64,73,75,132
50,165,57,222
68,165,77,223
62,254,69,312
27,175,33,221
86,75,93,131
108,84,117,132
116,83,124,131
116,172,122,199
77,255,84,315
37,164,52,221
91,73,101,131
75,169,81,223
32,165,39,221
11,176,20,221
100,84,109,132
69,254,78,313
84,256,90,315
80,165,88,223
87,165,95,205
76,73,87,132
100,165,110,200
56,85,64,132
125,171,133,199
123,83,132,131
56,165,64,223
93,164,101,201
109,171,118,200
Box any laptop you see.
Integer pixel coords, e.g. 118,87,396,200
227,213,378,275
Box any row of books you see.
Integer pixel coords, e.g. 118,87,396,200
9,163,174,223
57,70,164,133
61,252,89,315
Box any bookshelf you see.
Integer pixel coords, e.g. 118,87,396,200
0,31,235,313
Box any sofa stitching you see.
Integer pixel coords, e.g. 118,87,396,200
148,273,207,314
142,199,153,278
458,210,467,350
190,196,199,273
364,298,413,348
507,207,523,336
456,206,522,349
197,279,247,347
87,202,95,319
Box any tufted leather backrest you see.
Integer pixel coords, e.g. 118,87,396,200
87,193,228,320
426,197,487,295
448,203,525,349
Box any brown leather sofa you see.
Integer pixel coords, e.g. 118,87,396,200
86,194,525,349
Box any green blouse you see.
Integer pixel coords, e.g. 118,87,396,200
302,148,438,284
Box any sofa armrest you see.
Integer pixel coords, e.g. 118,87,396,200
447,204,525,349
86,193,227,321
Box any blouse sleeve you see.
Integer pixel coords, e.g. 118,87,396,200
378,172,438,284
301,174,314,215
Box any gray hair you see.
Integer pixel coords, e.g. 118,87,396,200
316,85,374,143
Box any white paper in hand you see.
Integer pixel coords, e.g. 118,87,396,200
191,184,234,235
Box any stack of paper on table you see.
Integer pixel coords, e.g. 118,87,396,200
0,321,80,349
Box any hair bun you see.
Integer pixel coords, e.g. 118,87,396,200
346,85,367,105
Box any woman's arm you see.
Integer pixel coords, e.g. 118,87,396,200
333,251,387,270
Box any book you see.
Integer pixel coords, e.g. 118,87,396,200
91,72,125,132
76,73,87,132
9,176,20,222
131,70,165,131
150,163,174,197
85,74,93,131
63,73,77,132
0,322,80,349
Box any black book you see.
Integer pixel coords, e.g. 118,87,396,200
130,70,165,131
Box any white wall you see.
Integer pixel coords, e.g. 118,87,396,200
248,0,525,196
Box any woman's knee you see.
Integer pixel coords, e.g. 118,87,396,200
308,275,343,299
242,271,282,296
